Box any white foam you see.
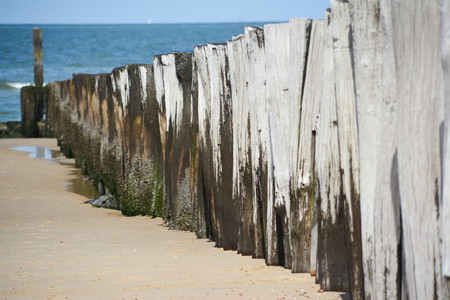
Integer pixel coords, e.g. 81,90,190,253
6,82,32,90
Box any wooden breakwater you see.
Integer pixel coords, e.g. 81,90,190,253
23,0,450,298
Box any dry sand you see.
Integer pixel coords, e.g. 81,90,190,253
0,138,344,300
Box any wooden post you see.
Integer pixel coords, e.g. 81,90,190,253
443,0,450,286
21,28,44,137
265,22,292,268
392,1,445,298
33,28,43,87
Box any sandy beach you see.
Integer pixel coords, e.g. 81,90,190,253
0,138,344,300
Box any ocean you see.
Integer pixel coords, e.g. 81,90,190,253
0,23,265,123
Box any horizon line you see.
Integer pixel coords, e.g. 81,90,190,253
0,20,286,26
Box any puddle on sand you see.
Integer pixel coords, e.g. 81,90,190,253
62,163,99,200
11,146,61,160
11,146,99,200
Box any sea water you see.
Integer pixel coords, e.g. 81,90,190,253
0,23,265,123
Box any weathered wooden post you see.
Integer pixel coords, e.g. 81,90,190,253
33,28,43,87
21,27,45,137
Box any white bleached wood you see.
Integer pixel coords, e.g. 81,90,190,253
331,0,360,233
316,14,340,220
349,0,400,298
228,35,249,210
391,1,445,298
315,9,343,290
265,22,291,209
289,17,311,193
207,43,227,186
265,22,292,268
161,54,184,137
330,0,364,297
194,44,218,242
194,46,211,153
245,26,268,259
138,66,148,107
205,42,237,248
153,56,167,162
299,19,325,275
113,67,130,111
442,0,450,284
228,34,254,250
293,17,315,202
289,17,319,273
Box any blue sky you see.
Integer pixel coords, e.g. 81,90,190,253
0,0,331,24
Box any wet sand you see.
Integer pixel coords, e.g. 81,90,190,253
0,139,344,300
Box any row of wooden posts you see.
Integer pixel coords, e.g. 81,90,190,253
21,1,450,299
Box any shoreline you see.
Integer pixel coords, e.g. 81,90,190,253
0,138,344,299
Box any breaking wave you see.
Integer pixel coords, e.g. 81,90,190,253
0,81,33,91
